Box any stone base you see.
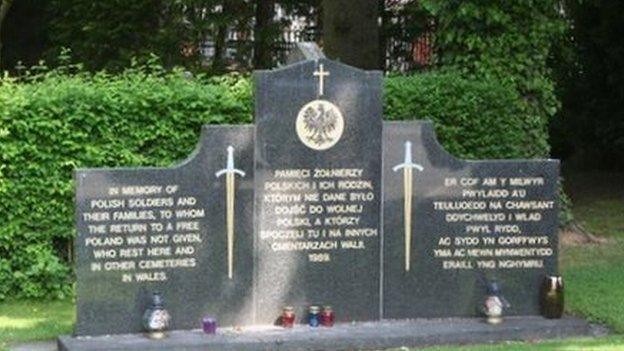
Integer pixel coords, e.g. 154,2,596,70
58,316,591,351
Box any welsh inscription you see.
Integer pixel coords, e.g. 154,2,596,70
383,121,559,319
431,176,555,271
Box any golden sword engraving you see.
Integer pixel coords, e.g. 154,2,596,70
215,146,245,279
392,141,424,272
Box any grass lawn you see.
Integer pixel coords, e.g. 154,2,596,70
414,335,624,351
562,240,624,333
565,171,624,239
0,299,74,349
0,172,622,350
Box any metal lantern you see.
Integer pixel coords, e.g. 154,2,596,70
142,292,171,339
482,281,510,325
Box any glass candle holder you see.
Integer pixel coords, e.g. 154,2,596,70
281,306,295,328
202,316,217,334
320,306,334,327
308,305,320,327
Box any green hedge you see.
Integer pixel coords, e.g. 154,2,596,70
0,67,549,299
0,68,252,300
384,72,546,159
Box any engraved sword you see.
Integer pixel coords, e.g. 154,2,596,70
215,146,245,279
392,141,424,272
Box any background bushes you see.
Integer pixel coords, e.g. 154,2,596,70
0,66,252,300
384,72,543,159
0,66,548,299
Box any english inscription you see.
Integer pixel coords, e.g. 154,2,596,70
74,126,254,336
81,184,203,284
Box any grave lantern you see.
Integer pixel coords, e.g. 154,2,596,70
142,292,171,339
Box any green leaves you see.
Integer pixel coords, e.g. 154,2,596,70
0,67,252,300
384,71,535,160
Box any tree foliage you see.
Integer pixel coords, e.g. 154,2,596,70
323,0,380,69
0,0,15,68
421,0,567,158
49,0,184,71
551,0,624,169
47,0,259,72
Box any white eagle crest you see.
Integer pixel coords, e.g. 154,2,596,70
301,103,339,146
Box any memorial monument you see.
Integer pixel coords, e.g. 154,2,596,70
59,44,589,351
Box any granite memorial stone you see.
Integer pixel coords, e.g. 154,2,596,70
382,121,559,319
74,126,254,335
66,43,572,351
253,58,383,324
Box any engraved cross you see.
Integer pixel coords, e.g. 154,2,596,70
313,63,330,96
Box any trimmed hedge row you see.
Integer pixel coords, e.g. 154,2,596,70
0,68,550,299
384,72,547,159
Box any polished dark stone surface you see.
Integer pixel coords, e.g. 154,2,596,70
73,53,564,343
382,121,560,319
58,316,591,351
74,126,254,336
253,59,383,324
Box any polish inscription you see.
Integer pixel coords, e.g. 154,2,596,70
253,58,383,323
259,168,378,262
80,184,205,283
431,176,555,270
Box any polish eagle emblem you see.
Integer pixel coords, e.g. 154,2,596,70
296,100,344,150
301,103,339,146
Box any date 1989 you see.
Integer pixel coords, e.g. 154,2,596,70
308,253,331,262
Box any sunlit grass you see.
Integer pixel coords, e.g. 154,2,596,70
562,240,624,333
574,199,624,238
0,299,74,348
410,335,624,350
565,171,624,240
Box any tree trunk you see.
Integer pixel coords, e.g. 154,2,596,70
253,0,274,69
213,23,227,71
377,0,386,70
212,0,233,72
0,0,15,70
322,0,380,70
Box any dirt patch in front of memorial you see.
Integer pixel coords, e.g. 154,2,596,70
560,222,611,246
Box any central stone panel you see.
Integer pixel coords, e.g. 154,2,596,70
253,59,383,323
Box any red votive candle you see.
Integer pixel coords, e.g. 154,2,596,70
281,306,295,328
320,306,334,327
202,316,217,334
